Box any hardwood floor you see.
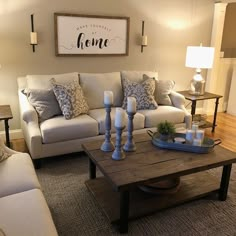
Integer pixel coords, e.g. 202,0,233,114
11,138,28,153
205,112,236,152
10,112,236,153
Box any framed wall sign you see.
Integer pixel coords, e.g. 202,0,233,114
54,13,130,56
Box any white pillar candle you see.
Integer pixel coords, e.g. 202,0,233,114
186,129,194,144
30,32,38,45
115,108,125,128
127,97,136,113
196,129,205,142
192,123,199,132
193,138,202,146
104,91,113,105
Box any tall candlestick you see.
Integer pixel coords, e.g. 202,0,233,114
100,104,114,152
123,111,136,152
104,91,113,105
127,97,136,113
115,108,125,128
112,126,126,160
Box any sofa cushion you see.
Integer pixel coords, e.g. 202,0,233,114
155,80,175,105
0,189,58,236
26,72,79,90
0,153,41,198
40,115,99,143
27,89,62,122
122,77,158,110
79,72,123,109
52,79,89,119
138,106,185,128
121,70,158,83
89,108,145,134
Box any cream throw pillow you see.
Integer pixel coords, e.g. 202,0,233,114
122,76,158,110
0,148,11,162
143,74,175,106
52,79,89,119
155,80,175,105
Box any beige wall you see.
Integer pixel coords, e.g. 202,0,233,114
221,3,236,57
0,0,214,131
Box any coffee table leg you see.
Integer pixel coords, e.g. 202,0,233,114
119,191,130,233
89,159,96,179
219,164,232,201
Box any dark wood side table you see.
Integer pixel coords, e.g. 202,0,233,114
178,91,223,133
0,105,13,147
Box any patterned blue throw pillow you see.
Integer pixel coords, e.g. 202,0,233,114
122,76,158,110
52,79,89,119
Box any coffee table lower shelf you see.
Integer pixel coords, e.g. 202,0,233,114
85,171,220,223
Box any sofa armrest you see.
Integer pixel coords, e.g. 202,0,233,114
18,90,42,159
169,91,192,129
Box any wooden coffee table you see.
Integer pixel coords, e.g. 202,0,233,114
82,133,236,233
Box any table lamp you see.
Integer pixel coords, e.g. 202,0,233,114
185,45,215,95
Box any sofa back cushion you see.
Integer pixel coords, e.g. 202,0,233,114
17,77,27,89
26,72,79,90
121,71,158,83
79,72,122,109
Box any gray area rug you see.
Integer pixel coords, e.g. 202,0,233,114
36,153,236,236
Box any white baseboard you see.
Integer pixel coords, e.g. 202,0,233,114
0,129,23,141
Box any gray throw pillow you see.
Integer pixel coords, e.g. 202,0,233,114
51,79,89,119
122,76,158,110
27,89,62,122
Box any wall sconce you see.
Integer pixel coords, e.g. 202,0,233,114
30,14,38,52
141,20,147,53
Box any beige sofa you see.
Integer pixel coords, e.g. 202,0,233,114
17,71,191,162
0,138,57,236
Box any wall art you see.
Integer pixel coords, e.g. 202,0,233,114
54,13,130,56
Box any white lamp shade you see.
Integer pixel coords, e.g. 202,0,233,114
185,46,215,69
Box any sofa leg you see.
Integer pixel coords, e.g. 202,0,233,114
33,159,41,169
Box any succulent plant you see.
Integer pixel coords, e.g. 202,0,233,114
157,120,176,135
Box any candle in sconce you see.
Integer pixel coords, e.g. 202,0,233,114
104,91,113,105
142,35,148,46
30,32,38,45
127,97,136,113
115,108,125,128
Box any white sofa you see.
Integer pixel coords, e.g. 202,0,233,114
0,138,58,236
17,71,191,162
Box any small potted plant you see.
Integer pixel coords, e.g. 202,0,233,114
157,120,176,141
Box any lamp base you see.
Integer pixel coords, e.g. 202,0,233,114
189,78,205,96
